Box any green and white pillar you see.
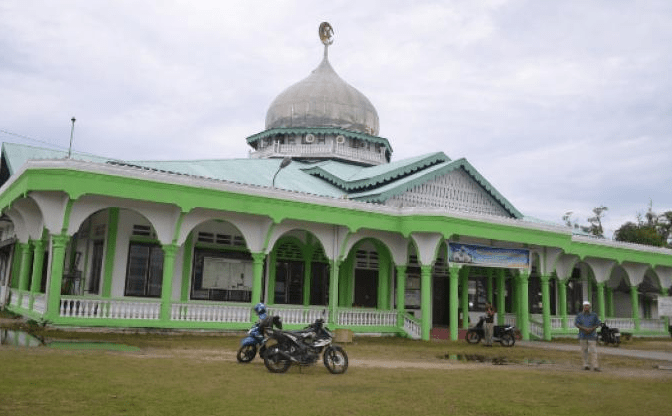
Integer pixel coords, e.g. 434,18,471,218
329,259,340,324
449,265,460,341
251,252,266,308
395,265,407,327
420,264,432,341
45,235,70,321
17,242,32,307
518,270,530,341
540,275,551,341
159,244,178,322
29,240,45,310
557,279,568,330
596,282,606,322
460,267,469,329
630,285,640,331
496,269,506,326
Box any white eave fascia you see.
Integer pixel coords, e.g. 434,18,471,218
572,234,672,255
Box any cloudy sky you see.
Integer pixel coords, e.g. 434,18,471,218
2,0,671,237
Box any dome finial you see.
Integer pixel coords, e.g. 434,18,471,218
319,22,334,58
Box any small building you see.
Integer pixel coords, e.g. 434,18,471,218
1,24,670,340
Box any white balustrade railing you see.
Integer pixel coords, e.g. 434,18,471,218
337,308,397,327
0,286,6,307
605,318,635,330
252,143,386,164
9,289,19,307
171,302,250,323
60,297,160,320
403,313,421,339
32,294,46,314
550,317,565,329
638,318,666,331
19,290,31,309
529,318,544,338
504,314,516,327
268,306,327,325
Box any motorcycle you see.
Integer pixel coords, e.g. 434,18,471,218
597,321,621,346
237,315,283,363
262,318,348,374
465,316,516,347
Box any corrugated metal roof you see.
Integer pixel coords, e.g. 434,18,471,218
132,158,346,197
1,142,113,175
1,142,522,218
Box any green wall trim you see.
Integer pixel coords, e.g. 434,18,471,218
3,167,671,269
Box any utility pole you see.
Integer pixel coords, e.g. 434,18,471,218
67,117,76,159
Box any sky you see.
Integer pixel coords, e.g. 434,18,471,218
1,0,671,238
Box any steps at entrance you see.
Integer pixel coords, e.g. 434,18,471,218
431,327,467,341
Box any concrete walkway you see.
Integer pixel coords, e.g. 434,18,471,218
518,340,672,362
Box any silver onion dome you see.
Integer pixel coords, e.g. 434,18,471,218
265,24,380,136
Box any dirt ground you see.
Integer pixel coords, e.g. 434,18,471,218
117,346,672,379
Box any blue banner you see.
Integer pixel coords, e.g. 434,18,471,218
448,243,529,269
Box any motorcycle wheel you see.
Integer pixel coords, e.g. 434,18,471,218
263,345,291,373
236,345,257,363
499,333,515,347
466,331,481,344
323,345,348,374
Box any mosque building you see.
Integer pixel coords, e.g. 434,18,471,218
1,23,670,341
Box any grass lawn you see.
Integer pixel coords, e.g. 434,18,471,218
1,325,671,416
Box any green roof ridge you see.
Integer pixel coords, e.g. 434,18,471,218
302,152,449,191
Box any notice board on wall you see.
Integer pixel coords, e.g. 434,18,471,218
202,257,253,290
658,296,672,317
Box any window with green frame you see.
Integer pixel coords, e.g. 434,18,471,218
124,243,163,297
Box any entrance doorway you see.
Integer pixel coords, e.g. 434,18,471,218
433,275,450,325
354,269,377,308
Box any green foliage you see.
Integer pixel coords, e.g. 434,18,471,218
614,201,672,247
614,222,665,247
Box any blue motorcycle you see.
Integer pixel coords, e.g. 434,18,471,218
237,322,267,363
237,303,282,363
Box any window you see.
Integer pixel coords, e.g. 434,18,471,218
566,271,583,314
87,241,104,295
124,243,164,297
468,277,488,311
309,262,330,306
275,261,304,304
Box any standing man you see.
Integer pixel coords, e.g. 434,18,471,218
484,302,496,347
575,300,601,371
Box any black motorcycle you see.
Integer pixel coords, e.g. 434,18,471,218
597,321,621,346
465,316,516,347
263,318,348,374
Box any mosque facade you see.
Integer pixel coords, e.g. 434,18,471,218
1,23,670,341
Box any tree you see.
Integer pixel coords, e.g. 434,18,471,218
563,206,608,237
586,206,608,237
613,201,671,247
614,221,665,247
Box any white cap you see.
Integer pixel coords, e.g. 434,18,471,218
583,301,591,306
